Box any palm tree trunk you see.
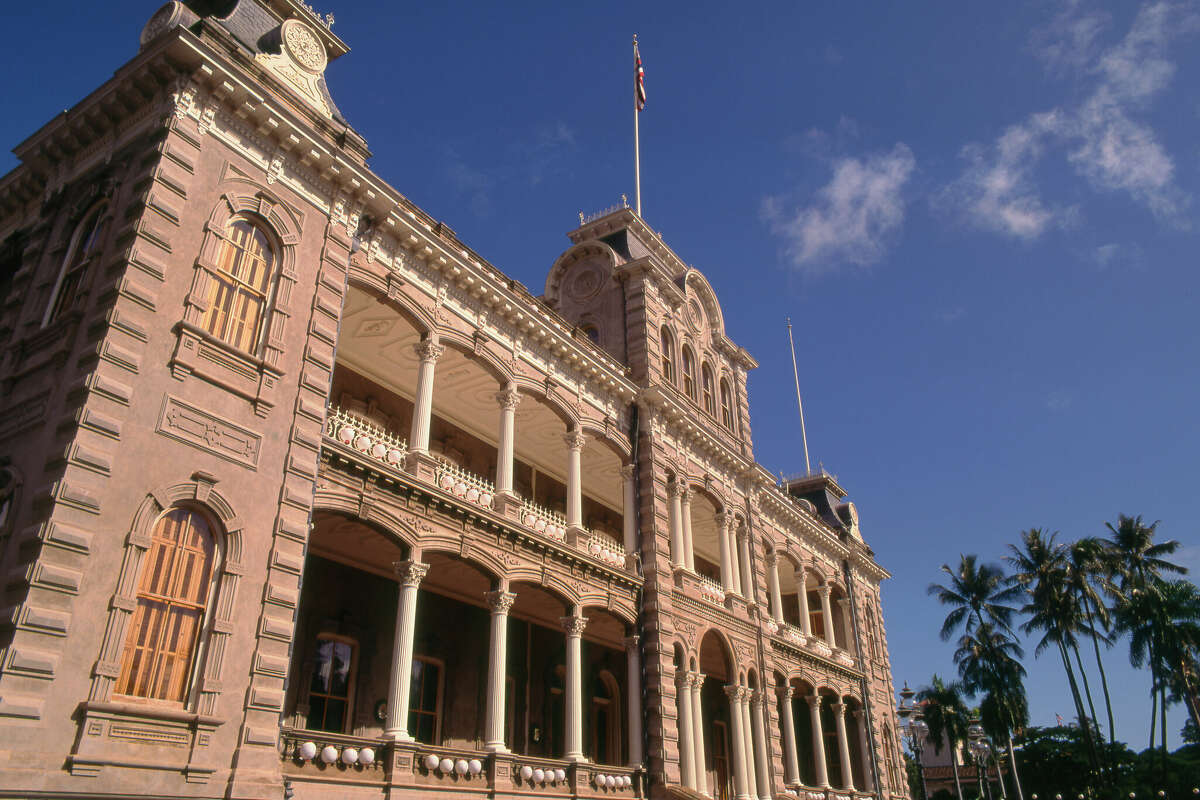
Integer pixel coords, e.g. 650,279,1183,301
948,734,964,800
1082,597,1117,744
1006,735,1024,800
1057,640,1098,773
1159,682,1168,783
1179,656,1200,731
1148,683,1156,750
1071,643,1100,734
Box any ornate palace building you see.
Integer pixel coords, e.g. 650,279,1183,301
0,3,908,800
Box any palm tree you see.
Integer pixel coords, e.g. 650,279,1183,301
1006,529,1100,778
1114,576,1200,781
1066,537,1117,744
917,675,970,800
954,624,1028,800
1103,514,1188,761
928,554,1023,641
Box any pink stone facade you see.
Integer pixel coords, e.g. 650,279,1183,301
0,3,909,799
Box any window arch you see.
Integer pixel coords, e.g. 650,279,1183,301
660,326,676,384
681,346,698,401
115,507,218,703
44,202,108,325
589,670,621,765
581,323,600,344
201,217,277,352
720,378,735,431
701,362,716,416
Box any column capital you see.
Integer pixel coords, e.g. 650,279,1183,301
668,478,688,498
413,339,445,363
818,584,832,599
831,701,846,715
692,671,706,690
560,614,589,637
484,589,516,614
777,685,795,701
837,597,850,608
714,510,730,529
735,523,750,541
851,708,866,720
765,550,778,568
563,429,587,451
393,560,429,588
622,634,640,652
619,463,636,480
805,693,823,709
495,386,522,410
750,689,766,708
723,684,741,701
678,670,694,689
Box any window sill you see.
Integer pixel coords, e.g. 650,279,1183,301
169,320,284,417
67,699,225,781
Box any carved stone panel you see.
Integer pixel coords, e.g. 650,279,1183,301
155,395,262,468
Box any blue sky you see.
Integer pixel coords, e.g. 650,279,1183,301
5,1,1197,750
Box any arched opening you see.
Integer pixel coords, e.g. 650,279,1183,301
688,489,724,587
778,556,804,629
790,679,818,787
44,200,109,326
819,687,843,788
660,326,676,385
681,345,697,400
579,608,629,766
699,630,735,800
200,216,278,353
829,584,851,652
808,573,828,641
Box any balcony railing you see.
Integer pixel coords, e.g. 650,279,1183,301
519,500,568,542
696,573,726,605
434,459,496,510
326,406,407,468
586,533,624,568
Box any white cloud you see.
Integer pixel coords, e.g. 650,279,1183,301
1092,242,1145,270
1174,544,1200,576
948,1,1194,240
765,143,915,273
949,111,1069,239
1046,390,1073,411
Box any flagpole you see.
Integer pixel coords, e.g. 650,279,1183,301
633,34,642,216
786,318,812,474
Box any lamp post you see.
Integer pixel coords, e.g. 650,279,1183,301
898,684,929,800
968,718,993,800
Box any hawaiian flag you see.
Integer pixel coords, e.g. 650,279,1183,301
635,45,646,111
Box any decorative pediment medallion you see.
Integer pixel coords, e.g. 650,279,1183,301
254,19,332,119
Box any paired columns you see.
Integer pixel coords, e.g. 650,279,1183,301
674,670,709,793
807,694,830,788
668,479,686,569
801,693,858,791
680,489,696,572
796,569,812,636
778,687,801,786
749,691,771,800
717,511,737,594
832,702,855,790
766,552,784,624
725,686,752,800
736,525,755,605
384,560,429,741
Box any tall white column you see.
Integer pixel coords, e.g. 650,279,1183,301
717,512,736,594
562,612,588,762
819,586,836,647
750,690,771,800
853,709,874,792
797,569,812,636
691,672,709,795
766,552,784,624
668,480,685,569
778,687,800,786
832,701,854,790
384,560,428,741
408,339,444,453
564,430,586,531
624,636,643,766
483,589,516,752
740,689,758,799
676,671,696,788
621,464,638,556
680,488,695,572
807,694,830,788
736,525,754,603
725,686,752,800
495,383,520,496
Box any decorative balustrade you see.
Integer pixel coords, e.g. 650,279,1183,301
327,406,407,467
434,460,496,510
519,500,568,542
584,764,637,793
696,573,726,605
585,533,624,568
779,623,806,646
280,728,387,775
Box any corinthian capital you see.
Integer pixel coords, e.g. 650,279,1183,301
563,430,587,451
484,590,516,614
496,385,522,411
561,614,589,637
394,560,429,588
414,339,445,363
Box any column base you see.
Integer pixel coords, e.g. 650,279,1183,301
383,730,414,743
403,450,440,482
564,753,589,764
492,491,523,520
483,742,509,754
566,525,588,547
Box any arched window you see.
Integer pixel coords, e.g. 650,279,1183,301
660,326,676,384
307,634,358,733
581,324,600,344
681,346,697,400
701,363,716,416
202,218,277,352
115,508,217,703
44,202,108,325
589,670,621,764
720,378,735,431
